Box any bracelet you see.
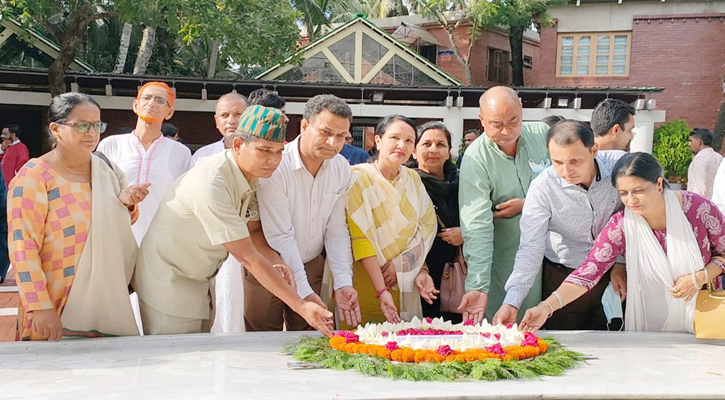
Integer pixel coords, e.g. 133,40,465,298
692,271,701,289
552,291,565,309
711,258,725,274
704,265,710,283
375,287,389,299
539,301,554,318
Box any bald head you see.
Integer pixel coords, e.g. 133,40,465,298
214,92,249,143
478,86,523,155
479,86,519,109
215,92,249,113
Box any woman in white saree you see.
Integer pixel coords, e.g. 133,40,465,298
520,152,725,333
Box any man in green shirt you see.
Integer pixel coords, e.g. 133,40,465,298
458,86,550,324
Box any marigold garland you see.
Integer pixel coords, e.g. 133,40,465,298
285,335,585,382
329,333,549,363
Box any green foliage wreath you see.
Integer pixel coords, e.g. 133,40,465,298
284,336,585,382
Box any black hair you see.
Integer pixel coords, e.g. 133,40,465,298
590,99,636,137
161,122,179,137
2,124,21,138
375,115,416,138
47,92,101,147
541,115,565,128
248,89,286,109
303,94,352,122
416,121,452,148
48,92,100,124
689,128,713,147
546,120,595,149
611,152,669,188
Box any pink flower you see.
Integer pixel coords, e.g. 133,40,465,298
463,319,475,326
385,342,399,351
425,317,433,323
521,332,539,347
336,330,360,343
485,343,506,356
506,323,514,329
436,345,454,356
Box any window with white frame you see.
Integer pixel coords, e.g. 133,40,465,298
557,32,631,77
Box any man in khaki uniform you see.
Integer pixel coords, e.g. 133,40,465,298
131,105,333,336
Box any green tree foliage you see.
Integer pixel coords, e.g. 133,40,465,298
1,0,301,94
653,119,692,182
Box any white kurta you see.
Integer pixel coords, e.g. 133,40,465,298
192,139,225,167
97,132,192,245
97,132,192,334
192,139,245,334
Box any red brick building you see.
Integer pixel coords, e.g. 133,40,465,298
371,13,541,86
537,0,725,130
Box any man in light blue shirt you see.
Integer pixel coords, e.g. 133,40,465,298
493,120,626,329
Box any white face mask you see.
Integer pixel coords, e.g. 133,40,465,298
528,158,551,174
602,282,624,331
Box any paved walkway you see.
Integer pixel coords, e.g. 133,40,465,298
0,272,18,342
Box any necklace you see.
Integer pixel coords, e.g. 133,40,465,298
54,149,90,174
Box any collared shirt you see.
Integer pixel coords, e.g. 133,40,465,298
459,122,551,321
97,132,192,244
256,137,353,299
688,147,722,199
132,150,260,319
339,144,369,165
503,150,625,308
192,139,225,167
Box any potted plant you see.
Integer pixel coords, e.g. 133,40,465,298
653,119,692,189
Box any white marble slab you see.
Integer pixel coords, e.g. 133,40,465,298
0,331,724,399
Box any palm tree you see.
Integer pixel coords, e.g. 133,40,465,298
291,0,331,41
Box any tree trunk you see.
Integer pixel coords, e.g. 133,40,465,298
207,39,220,79
48,7,95,97
133,26,156,75
113,23,133,74
508,24,525,86
442,23,473,85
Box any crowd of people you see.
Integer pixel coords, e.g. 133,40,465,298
5,83,725,341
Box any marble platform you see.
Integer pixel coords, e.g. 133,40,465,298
0,331,724,399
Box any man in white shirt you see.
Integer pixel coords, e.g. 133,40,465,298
248,94,361,330
191,92,249,166
687,128,722,199
97,81,192,245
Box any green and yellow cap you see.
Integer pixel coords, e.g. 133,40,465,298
236,105,286,142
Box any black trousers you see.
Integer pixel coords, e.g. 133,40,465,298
542,258,609,331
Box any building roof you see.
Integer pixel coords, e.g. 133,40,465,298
0,18,95,72
255,15,462,86
0,66,663,110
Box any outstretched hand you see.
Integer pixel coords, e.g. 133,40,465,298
119,182,151,207
298,301,334,337
492,304,518,326
519,304,549,332
457,290,488,324
415,270,439,305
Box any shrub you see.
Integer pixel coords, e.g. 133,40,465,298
652,119,692,182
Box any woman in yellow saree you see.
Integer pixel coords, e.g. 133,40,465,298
345,115,438,326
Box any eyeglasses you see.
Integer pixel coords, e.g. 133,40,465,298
57,121,108,134
138,94,170,106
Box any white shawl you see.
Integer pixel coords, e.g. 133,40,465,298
623,190,701,332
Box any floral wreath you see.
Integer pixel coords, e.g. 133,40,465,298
286,317,584,381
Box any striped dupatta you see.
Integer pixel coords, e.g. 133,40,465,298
346,163,436,321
